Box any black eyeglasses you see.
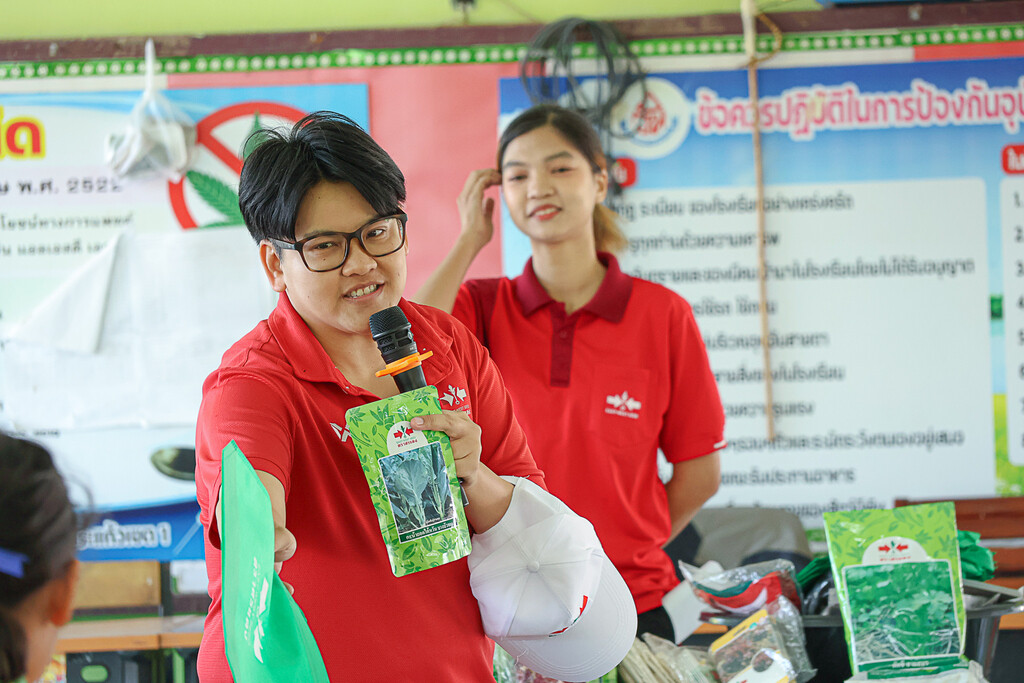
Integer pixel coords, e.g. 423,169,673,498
270,213,408,273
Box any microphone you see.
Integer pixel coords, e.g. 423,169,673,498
369,306,431,392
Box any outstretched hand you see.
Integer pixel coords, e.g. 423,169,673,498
457,168,501,250
274,524,297,595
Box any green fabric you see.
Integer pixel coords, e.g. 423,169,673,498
796,553,831,592
799,529,995,592
220,440,329,683
957,529,996,581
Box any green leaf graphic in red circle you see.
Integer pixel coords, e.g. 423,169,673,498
169,101,306,230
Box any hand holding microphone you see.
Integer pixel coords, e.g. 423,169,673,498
369,305,432,393
369,306,471,505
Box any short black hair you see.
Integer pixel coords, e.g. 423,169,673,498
238,111,407,243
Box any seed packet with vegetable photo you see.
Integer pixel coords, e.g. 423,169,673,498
709,608,794,683
345,386,471,577
824,503,967,679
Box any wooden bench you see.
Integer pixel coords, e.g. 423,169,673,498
894,496,1024,630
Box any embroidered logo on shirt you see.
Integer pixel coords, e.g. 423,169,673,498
439,384,468,407
605,391,642,419
330,422,350,442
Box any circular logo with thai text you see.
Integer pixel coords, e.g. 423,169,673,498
609,78,691,160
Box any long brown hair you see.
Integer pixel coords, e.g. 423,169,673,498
497,105,628,254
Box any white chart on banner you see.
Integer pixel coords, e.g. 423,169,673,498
617,178,995,523
1000,178,1024,467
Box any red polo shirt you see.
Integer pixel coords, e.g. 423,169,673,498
194,294,543,682
453,254,725,613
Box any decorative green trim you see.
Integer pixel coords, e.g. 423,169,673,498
2,23,1023,81
0,44,531,81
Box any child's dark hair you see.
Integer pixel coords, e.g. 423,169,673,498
238,110,407,244
497,104,627,254
0,433,78,682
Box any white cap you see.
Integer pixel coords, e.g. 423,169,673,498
468,477,637,682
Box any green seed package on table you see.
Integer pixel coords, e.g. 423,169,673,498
823,503,967,679
345,386,471,577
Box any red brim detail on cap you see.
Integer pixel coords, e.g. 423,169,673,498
549,594,589,635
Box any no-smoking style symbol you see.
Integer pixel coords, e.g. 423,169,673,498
168,101,306,229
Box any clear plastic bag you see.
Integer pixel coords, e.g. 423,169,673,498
105,39,196,182
709,597,815,683
618,637,677,683
683,559,801,615
640,634,717,683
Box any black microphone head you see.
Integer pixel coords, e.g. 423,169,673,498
369,305,418,364
368,306,409,340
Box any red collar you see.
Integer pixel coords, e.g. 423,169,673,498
513,252,633,322
268,294,454,386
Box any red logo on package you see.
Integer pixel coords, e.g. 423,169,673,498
1002,145,1024,174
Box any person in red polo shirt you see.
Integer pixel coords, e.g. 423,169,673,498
416,104,726,641
193,112,548,682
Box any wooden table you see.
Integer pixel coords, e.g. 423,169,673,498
56,614,205,654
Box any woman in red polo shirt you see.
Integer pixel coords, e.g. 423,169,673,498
416,104,726,641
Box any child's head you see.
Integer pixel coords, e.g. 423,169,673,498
239,111,407,245
0,433,79,683
497,104,627,254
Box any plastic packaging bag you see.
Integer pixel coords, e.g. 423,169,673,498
709,597,815,683
344,386,471,577
684,559,801,615
105,39,196,182
824,503,968,679
618,637,677,683
641,634,717,683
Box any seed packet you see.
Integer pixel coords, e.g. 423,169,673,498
710,608,794,683
824,503,967,679
345,386,471,577
708,596,814,683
